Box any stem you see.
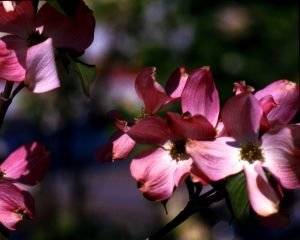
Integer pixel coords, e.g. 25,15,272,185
146,190,224,240
0,81,14,129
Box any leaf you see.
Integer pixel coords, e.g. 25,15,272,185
225,172,250,222
70,59,97,98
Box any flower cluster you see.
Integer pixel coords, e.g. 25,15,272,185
0,0,95,232
97,66,300,218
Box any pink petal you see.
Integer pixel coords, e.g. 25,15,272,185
258,95,278,115
130,147,176,201
222,93,263,143
2,1,16,12
25,38,60,93
0,181,33,230
127,116,173,145
0,35,26,82
37,0,95,52
233,81,255,95
289,124,300,149
255,80,300,124
166,112,216,140
243,162,280,217
186,137,242,181
165,67,188,99
94,131,135,163
135,67,172,114
181,66,220,126
0,1,34,37
173,158,193,187
262,126,300,189
0,142,51,186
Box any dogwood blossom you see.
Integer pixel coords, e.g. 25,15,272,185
0,142,50,230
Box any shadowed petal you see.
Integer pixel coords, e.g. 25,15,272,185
127,116,173,145
166,112,216,140
0,35,26,82
0,142,51,186
0,1,34,37
165,67,188,99
262,126,300,189
255,80,300,124
173,158,193,187
243,162,280,217
0,181,33,230
222,93,263,143
186,137,242,181
94,131,135,163
135,67,172,114
130,148,176,201
181,66,220,126
37,0,95,52
25,38,60,93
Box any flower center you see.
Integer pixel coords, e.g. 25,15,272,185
169,140,189,161
240,142,263,163
134,107,148,121
27,31,47,47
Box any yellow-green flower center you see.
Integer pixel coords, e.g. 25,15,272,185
169,140,189,161
134,107,148,121
240,142,263,163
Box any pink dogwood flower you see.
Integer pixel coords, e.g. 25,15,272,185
95,67,188,163
187,93,300,216
0,142,51,230
1,1,15,12
0,0,95,93
128,67,220,201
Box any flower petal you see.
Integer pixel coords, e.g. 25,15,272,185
0,181,33,230
243,162,280,217
173,158,193,187
0,142,51,185
165,67,188,99
127,116,173,145
186,137,242,181
37,0,95,52
255,80,300,124
94,131,135,163
0,1,34,37
222,93,263,143
181,66,220,126
135,67,172,114
262,126,300,189
0,35,26,82
166,112,216,140
130,148,176,201
25,38,60,93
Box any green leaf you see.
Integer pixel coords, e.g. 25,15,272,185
225,172,250,222
70,59,97,98
47,0,67,16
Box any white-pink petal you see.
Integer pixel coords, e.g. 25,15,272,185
25,38,60,93
243,162,280,217
262,126,300,189
186,137,242,181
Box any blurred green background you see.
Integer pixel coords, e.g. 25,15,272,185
0,0,298,239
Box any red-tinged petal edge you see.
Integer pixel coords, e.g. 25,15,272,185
0,2,34,37
243,162,280,217
0,142,51,186
0,181,33,230
25,38,60,93
222,93,263,143
130,148,176,202
94,131,135,163
37,0,95,52
255,80,300,124
262,126,300,189
181,66,220,126
165,67,188,99
166,112,216,140
186,137,242,181
135,67,173,114
127,116,173,145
